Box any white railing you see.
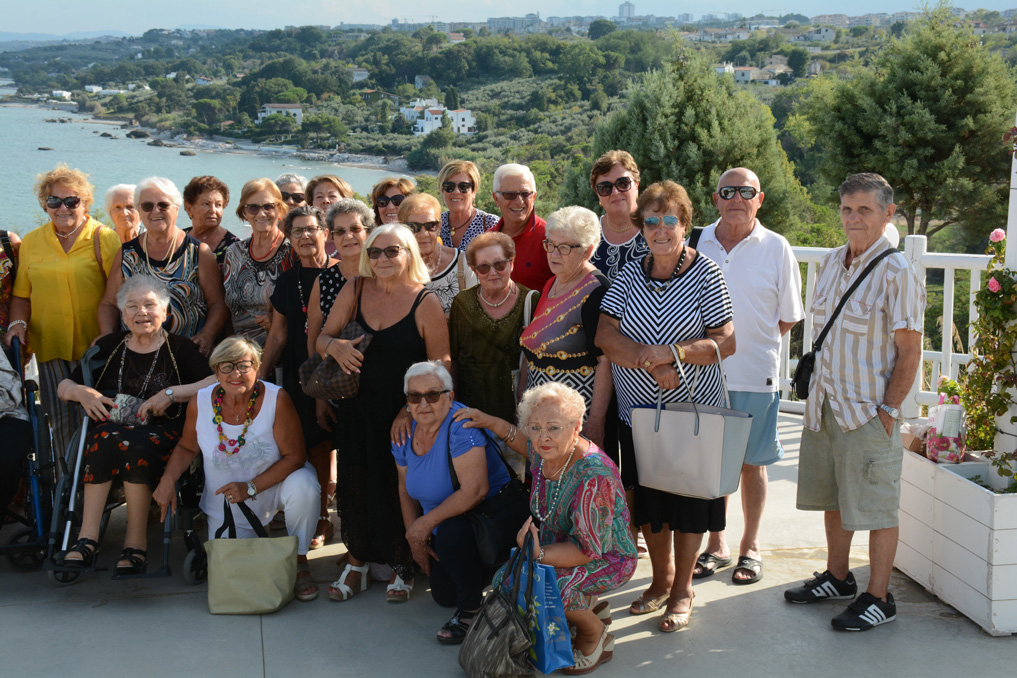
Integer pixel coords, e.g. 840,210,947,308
777,235,992,418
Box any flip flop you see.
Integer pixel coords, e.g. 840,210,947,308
693,552,732,579
732,556,763,585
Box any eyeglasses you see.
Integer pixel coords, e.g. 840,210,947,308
527,424,570,438
375,194,406,208
406,220,440,234
243,203,277,216
333,225,366,238
290,226,325,238
643,215,682,230
367,246,404,259
140,201,174,213
46,196,82,209
594,176,634,197
542,240,584,256
442,181,474,193
281,191,305,203
717,186,759,201
496,191,533,201
473,259,512,275
217,360,255,374
406,389,450,404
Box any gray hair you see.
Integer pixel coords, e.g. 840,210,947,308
838,173,894,210
116,274,171,312
516,382,587,429
276,173,308,189
209,335,263,372
326,198,376,233
545,205,601,251
493,163,536,192
135,176,183,207
403,360,454,393
104,183,136,215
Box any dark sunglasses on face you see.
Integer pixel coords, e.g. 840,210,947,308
594,176,634,197
244,203,277,216
333,226,365,238
46,196,82,209
281,191,305,203
497,191,533,201
473,259,512,275
367,246,404,259
718,186,759,201
140,201,174,213
375,194,406,208
442,181,474,193
643,215,681,229
406,220,440,234
406,389,450,404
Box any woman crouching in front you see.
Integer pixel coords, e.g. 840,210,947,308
153,336,320,601
457,382,636,675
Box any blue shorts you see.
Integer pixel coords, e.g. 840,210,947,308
728,391,783,466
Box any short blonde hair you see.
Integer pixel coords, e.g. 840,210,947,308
209,336,263,372
35,165,94,211
306,175,353,201
517,382,587,428
359,224,430,284
437,160,482,191
236,178,282,222
545,205,601,251
397,193,442,222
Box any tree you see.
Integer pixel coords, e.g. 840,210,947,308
407,114,455,170
260,113,299,135
802,10,1017,238
786,48,809,78
588,19,617,41
444,86,460,111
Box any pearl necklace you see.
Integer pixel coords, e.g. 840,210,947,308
480,282,515,308
534,438,578,523
426,247,444,276
54,218,87,240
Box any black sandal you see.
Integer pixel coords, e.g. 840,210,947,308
60,538,99,568
116,547,148,576
436,609,477,646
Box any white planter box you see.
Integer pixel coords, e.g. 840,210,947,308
897,451,1017,636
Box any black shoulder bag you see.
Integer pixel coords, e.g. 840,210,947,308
791,249,897,399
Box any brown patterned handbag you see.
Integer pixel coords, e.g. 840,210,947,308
299,278,372,400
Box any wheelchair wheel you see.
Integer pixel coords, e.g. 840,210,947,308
182,547,207,585
47,568,82,587
5,527,45,571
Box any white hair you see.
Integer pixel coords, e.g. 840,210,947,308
104,184,136,215
116,274,172,311
403,360,453,393
516,382,587,428
276,173,308,189
545,205,602,250
135,177,183,207
493,163,535,192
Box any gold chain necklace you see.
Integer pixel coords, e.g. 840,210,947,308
143,229,179,273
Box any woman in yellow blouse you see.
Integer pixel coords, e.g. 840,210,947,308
4,165,120,455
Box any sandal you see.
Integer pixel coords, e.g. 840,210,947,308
386,575,413,603
115,547,147,576
60,538,99,568
659,595,694,633
629,591,668,615
327,562,370,601
732,556,763,585
309,516,334,550
692,552,732,579
573,600,613,639
436,609,476,645
563,627,614,675
295,570,319,602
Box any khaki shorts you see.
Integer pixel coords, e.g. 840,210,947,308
797,398,903,531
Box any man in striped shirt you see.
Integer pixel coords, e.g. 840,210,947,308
784,173,925,632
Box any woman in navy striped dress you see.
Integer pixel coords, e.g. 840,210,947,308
596,180,736,634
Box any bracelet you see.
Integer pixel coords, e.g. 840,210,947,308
324,337,337,355
501,424,517,444
8,319,27,332
536,547,545,563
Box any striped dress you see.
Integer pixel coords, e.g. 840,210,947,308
121,234,207,338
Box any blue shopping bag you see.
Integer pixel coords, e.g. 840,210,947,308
498,544,574,674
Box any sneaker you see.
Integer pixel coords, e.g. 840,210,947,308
831,592,896,631
784,570,857,604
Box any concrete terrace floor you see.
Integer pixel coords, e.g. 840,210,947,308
1,413,1013,677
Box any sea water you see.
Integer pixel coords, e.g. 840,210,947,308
0,103,409,235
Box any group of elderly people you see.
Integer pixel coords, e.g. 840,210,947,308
2,150,760,674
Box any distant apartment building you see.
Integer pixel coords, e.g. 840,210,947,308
804,27,835,42
619,2,634,19
811,14,848,28
488,14,542,32
677,13,694,23
257,104,303,126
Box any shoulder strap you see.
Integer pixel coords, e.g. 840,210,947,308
522,289,538,327
688,226,704,249
93,229,108,285
347,277,364,327
446,425,515,491
0,231,15,280
813,248,897,353
456,251,466,291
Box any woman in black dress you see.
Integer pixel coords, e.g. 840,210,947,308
182,175,240,271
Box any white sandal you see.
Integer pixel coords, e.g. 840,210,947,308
327,562,370,602
386,574,413,602
563,627,614,675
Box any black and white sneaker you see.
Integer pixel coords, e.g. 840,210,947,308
784,570,857,604
831,592,896,631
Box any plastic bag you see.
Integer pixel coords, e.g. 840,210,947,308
926,394,966,463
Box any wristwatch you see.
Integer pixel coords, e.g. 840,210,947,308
878,403,900,420
246,480,258,499
164,388,174,404
674,343,686,363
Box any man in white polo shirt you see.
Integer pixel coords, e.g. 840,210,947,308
692,167,804,585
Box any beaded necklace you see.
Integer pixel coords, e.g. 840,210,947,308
642,246,687,294
534,438,577,523
295,263,310,335
212,382,261,456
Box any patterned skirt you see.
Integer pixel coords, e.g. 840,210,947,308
81,421,182,488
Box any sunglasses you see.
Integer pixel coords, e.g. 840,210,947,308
281,191,305,203
217,360,255,374
643,215,681,230
140,201,174,213
542,240,584,256
406,389,450,404
333,225,366,238
244,203,277,216
367,246,404,259
594,176,634,197
375,194,407,208
496,191,533,201
473,259,512,275
290,226,324,238
718,186,759,200
442,181,474,193
46,196,82,209
406,220,440,234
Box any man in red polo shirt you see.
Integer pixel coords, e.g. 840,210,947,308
489,163,553,291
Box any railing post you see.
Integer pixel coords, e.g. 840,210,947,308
903,235,927,419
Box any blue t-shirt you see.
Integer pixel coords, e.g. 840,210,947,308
391,401,512,516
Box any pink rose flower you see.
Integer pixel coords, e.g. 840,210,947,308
990,228,1006,243
988,277,1002,293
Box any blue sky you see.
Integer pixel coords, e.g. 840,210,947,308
6,1,1015,35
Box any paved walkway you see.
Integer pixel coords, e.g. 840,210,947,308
1,413,1012,677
